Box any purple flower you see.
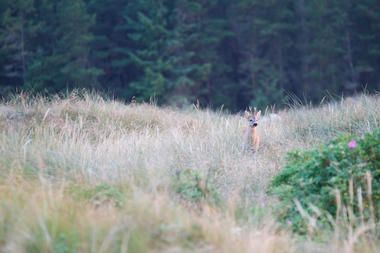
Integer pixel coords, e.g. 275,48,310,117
348,139,357,149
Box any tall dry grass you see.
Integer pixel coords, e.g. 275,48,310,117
0,92,379,252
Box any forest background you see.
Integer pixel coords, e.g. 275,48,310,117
1,0,380,111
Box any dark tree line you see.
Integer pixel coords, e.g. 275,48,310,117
1,0,379,110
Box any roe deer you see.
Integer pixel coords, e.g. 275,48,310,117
243,107,261,152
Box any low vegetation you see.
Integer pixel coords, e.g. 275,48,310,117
271,129,380,234
0,92,379,252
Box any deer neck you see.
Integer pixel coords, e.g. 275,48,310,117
251,126,258,138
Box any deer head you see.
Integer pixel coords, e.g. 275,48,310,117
244,107,261,128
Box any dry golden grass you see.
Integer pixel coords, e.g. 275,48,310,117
0,92,379,252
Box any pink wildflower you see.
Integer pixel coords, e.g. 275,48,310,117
348,139,357,149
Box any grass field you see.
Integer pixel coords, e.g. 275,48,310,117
0,92,379,253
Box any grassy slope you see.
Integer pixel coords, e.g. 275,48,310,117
0,93,379,253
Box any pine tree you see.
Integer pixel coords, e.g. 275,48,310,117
122,0,209,105
0,0,38,94
87,0,128,94
297,0,349,99
123,0,173,102
233,0,295,108
25,0,100,92
349,0,380,92
173,0,235,108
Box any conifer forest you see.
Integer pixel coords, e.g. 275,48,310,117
1,0,380,110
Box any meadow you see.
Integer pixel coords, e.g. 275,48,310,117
0,92,379,253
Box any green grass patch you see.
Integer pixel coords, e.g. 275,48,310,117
67,183,128,208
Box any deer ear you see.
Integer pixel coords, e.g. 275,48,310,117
256,110,261,118
244,110,250,118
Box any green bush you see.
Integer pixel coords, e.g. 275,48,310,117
172,169,220,205
270,128,380,233
68,183,126,208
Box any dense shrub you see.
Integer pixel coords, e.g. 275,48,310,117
172,169,220,205
270,128,380,233
68,183,126,208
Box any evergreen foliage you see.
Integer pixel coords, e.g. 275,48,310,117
0,0,379,110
